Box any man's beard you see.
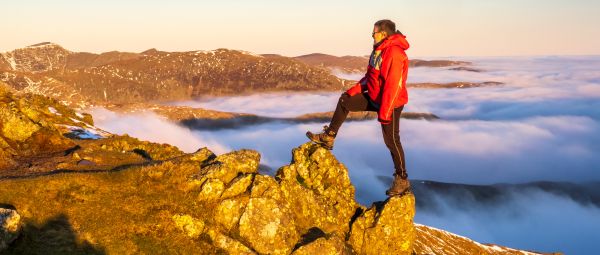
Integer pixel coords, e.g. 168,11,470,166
373,39,384,50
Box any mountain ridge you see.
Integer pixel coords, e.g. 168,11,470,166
1,43,348,107
1,42,497,109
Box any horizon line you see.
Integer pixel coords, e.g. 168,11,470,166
2,41,600,59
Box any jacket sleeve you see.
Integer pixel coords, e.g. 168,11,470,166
345,76,367,96
378,48,406,123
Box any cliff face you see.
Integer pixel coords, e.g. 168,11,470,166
0,89,550,254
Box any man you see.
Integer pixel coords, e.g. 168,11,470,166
306,19,411,196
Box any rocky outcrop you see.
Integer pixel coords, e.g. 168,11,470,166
186,143,359,254
0,82,185,178
0,207,21,251
1,81,80,171
180,142,453,255
349,195,416,255
275,143,357,238
155,141,417,254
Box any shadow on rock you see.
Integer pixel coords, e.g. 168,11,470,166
3,214,105,255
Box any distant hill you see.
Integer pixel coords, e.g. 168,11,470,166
294,53,370,73
0,43,347,107
294,53,472,73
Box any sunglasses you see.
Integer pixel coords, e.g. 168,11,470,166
372,31,384,37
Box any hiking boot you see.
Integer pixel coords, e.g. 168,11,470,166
306,125,336,150
386,173,411,196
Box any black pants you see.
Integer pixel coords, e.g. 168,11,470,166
327,92,408,178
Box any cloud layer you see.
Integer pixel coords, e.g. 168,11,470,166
164,92,341,118
89,107,231,154
415,186,600,254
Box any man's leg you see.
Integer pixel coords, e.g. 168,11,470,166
306,92,375,149
381,106,407,177
382,106,410,196
327,92,376,134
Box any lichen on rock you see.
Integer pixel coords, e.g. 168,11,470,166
199,149,261,185
198,178,226,201
0,107,41,142
348,194,416,255
172,214,205,239
276,142,358,238
207,228,256,254
238,197,299,254
215,198,248,232
221,173,254,199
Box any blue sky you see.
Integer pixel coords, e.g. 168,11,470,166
1,0,599,57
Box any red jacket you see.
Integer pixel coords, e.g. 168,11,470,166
346,33,410,123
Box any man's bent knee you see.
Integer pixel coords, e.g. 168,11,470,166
338,93,351,108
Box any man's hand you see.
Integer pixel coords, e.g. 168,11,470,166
378,116,391,125
345,83,363,96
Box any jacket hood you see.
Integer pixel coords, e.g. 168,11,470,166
376,33,410,51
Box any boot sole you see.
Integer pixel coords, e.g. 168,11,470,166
306,133,333,150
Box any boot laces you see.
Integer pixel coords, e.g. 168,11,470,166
322,125,336,137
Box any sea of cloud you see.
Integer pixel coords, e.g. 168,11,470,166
415,186,600,254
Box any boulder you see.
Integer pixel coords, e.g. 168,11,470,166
0,106,41,142
198,178,225,201
221,174,254,199
172,214,205,239
214,198,248,232
200,149,260,184
276,142,357,237
195,150,260,201
348,194,416,255
192,144,416,254
238,197,300,254
206,229,256,254
249,175,283,201
0,207,21,251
